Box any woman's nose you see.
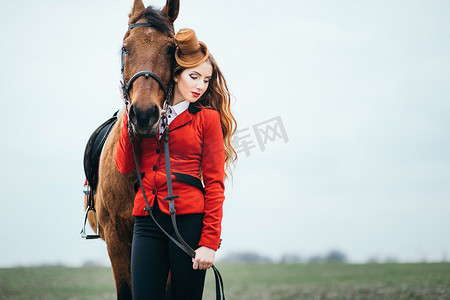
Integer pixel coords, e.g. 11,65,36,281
196,81,206,90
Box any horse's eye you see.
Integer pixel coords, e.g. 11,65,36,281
166,45,176,57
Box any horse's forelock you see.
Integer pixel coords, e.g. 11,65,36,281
144,6,173,33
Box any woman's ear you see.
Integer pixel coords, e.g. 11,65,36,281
173,74,179,83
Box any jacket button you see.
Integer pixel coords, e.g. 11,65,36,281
152,165,157,171
156,148,160,154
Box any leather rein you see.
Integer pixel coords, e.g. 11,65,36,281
122,22,226,300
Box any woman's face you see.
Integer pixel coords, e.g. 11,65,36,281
173,60,213,105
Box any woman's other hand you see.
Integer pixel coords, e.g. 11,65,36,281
192,246,215,270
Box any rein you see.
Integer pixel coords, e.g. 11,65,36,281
122,22,226,300
128,107,225,300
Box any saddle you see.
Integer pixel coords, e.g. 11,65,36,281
83,111,119,192
82,109,205,194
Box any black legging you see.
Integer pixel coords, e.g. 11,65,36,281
131,200,206,300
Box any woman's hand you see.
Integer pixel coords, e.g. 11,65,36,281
192,246,215,270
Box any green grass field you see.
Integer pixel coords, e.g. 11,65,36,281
0,263,449,299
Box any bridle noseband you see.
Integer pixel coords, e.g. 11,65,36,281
120,22,173,107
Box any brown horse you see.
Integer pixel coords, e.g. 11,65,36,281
84,0,179,298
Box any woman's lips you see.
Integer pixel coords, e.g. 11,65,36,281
192,92,200,98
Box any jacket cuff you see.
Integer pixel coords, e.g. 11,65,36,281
199,237,221,251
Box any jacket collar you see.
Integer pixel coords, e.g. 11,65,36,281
169,103,201,131
188,103,201,114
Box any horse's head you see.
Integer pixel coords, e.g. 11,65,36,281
121,0,179,138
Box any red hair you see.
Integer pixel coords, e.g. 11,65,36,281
173,55,237,179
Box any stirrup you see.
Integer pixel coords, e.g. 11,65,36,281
80,206,100,239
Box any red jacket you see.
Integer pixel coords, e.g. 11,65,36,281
115,104,225,250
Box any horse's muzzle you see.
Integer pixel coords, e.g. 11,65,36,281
128,103,160,138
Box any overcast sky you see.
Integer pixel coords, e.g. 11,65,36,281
0,0,449,267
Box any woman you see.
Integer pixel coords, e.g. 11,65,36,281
115,28,236,299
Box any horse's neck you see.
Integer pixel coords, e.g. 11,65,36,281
101,110,125,167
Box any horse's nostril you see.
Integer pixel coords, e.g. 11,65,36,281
129,105,135,117
128,104,137,124
132,104,159,128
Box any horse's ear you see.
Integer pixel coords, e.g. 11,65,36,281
129,0,146,25
162,0,179,23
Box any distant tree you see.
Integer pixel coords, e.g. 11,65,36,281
221,252,273,263
308,255,325,264
384,256,399,263
367,256,380,264
280,253,303,264
325,250,347,263
82,260,103,267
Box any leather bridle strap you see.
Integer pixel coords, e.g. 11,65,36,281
129,22,155,30
128,22,174,33
124,71,168,97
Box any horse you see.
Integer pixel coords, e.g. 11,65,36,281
84,0,179,298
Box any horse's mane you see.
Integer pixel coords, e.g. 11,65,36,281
143,6,172,33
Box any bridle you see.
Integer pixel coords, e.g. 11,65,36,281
120,22,173,108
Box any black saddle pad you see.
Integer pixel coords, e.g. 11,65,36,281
84,111,119,191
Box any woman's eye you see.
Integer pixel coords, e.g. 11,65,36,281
190,75,198,80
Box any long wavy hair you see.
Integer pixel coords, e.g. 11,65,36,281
173,55,237,179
